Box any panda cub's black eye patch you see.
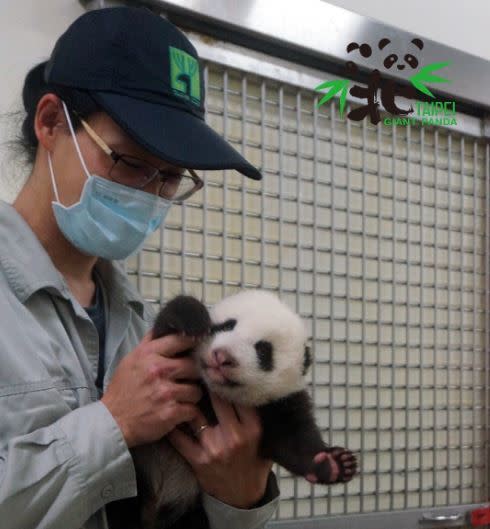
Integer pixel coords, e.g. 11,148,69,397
210,319,237,334
255,340,274,371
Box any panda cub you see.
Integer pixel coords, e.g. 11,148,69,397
195,290,357,482
107,290,357,529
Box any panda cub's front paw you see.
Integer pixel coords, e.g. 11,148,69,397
152,295,211,339
306,447,358,485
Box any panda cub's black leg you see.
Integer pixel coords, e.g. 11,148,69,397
259,391,358,486
307,447,358,484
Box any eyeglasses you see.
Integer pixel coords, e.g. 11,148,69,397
72,110,204,203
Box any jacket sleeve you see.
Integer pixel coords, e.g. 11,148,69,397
0,399,137,529
201,471,280,529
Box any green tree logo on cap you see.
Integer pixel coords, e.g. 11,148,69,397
169,47,201,106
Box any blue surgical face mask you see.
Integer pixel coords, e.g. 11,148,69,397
47,101,172,260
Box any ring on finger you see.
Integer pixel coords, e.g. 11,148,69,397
195,423,209,436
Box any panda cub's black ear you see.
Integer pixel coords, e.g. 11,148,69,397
302,345,312,375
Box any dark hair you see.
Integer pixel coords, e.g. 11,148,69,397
19,61,101,165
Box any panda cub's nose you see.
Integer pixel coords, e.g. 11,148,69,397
213,348,238,367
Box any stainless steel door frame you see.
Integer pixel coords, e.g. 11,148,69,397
141,0,490,111
266,502,486,529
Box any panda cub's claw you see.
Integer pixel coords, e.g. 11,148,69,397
310,447,358,485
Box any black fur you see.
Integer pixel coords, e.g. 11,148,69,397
259,391,327,471
259,392,354,484
255,340,274,371
106,294,357,529
152,295,211,340
210,318,237,334
303,345,312,375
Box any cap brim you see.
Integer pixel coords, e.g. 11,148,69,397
90,92,262,180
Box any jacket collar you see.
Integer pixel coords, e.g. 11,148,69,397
0,199,147,319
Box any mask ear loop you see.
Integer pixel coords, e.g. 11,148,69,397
47,152,61,203
61,100,91,178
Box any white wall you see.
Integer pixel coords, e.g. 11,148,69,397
323,0,490,61
0,0,86,202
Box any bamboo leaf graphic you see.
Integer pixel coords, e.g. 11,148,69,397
171,48,179,66
315,79,350,118
409,61,451,98
189,61,197,76
175,51,185,71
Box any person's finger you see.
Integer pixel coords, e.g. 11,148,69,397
233,403,261,429
168,382,203,404
167,427,204,466
140,329,154,344
209,391,241,427
151,356,201,381
187,409,217,443
208,392,245,444
169,403,201,430
143,333,196,358
233,403,264,443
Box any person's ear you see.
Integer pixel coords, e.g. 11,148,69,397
34,93,67,152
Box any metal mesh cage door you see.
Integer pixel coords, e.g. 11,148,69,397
125,61,489,524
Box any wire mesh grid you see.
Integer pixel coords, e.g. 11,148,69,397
124,62,489,520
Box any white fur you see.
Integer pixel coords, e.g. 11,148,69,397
195,290,308,406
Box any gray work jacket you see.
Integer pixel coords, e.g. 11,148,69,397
0,199,279,529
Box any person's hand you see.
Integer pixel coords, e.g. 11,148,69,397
101,330,203,448
167,392,273,509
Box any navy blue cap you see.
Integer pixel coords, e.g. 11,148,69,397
44,6,262,180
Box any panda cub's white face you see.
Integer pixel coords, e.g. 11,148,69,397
194,290,309,407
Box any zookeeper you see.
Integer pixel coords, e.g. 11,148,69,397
0,6,281,529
